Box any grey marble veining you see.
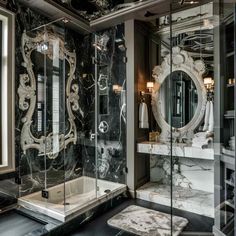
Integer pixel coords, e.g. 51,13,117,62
108,205,188,236
136,182,214,218
82,26,127,184
150,155,214,193
137,142,214,160
0,210,44,236
13,3,126,197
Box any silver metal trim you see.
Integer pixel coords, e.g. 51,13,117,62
0,6,15,174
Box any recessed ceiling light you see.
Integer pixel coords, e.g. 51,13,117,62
62,18,69,23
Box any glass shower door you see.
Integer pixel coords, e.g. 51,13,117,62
42,23,66,206
18,22,68,219
18,21,99,221
94,25,127,197
168,1,214,234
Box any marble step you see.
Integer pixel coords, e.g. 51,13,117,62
136,182,214,218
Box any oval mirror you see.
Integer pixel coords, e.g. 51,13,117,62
152,47,207,142
160,70,198,128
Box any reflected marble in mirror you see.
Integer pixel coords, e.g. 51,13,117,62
160,70,198,128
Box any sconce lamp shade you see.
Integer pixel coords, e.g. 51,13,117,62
113,84,122,93
147,82,154,89
204,77,213,85
113,84,119,91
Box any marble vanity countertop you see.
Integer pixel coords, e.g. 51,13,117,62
137,142,214,160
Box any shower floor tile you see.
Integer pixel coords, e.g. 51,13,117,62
136,182,214,218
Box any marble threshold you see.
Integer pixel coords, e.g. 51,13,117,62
137,142,214,160
136,182,214,218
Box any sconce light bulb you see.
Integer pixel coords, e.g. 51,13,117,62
147,81,154,92
41,43,48,52
113,84,122,94
204,77,213,85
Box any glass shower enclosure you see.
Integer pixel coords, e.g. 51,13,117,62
17,20,126,222
167,1,235,235
143,1,234,235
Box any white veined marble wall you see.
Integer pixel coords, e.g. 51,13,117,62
150,155,214,193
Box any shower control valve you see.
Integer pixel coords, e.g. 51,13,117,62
98,121,109,133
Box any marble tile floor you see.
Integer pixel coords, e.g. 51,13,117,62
0,191,17,211
70,198,214,236
107,205,188,236
136,182,214,218
0,198,214,236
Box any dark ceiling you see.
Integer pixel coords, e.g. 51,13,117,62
54,0,147,21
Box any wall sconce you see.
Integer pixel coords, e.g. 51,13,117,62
113,84,122,94
146,81,154,93
204,77,214,91
140,81,154,96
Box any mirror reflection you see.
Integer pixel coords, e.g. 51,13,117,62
31,44,66,140
160,70,198,128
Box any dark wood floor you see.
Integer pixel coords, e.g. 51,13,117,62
0,210,44,236
69,198,214,236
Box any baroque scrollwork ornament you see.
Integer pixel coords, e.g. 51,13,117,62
18,30,79,159
152,47,207,143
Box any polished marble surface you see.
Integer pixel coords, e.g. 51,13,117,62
137,142,214,160
18,176,126,222
1,197,213,236
150,155,214,193
13,2,127,197
0,210,45,236
70,198,214,235
107,205,188,236
136,182,214,218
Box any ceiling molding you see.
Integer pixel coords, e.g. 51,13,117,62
19,0,91,34
18,0,214,33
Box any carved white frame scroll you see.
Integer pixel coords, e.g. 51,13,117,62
18,30,79,159
152,47,207,143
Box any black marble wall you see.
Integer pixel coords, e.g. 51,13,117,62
0,2,127,199
83,26,127,183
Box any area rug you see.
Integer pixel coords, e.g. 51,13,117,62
107,205,188,236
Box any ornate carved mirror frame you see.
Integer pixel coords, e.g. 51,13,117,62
152,47,207,143
18,30,79,159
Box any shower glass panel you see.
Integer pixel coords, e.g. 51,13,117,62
17,19,127,222
18,21,98,221
149,12,173,234
169,1,234,235
95,26,127,185
18,22,68,215
213,2,235,235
